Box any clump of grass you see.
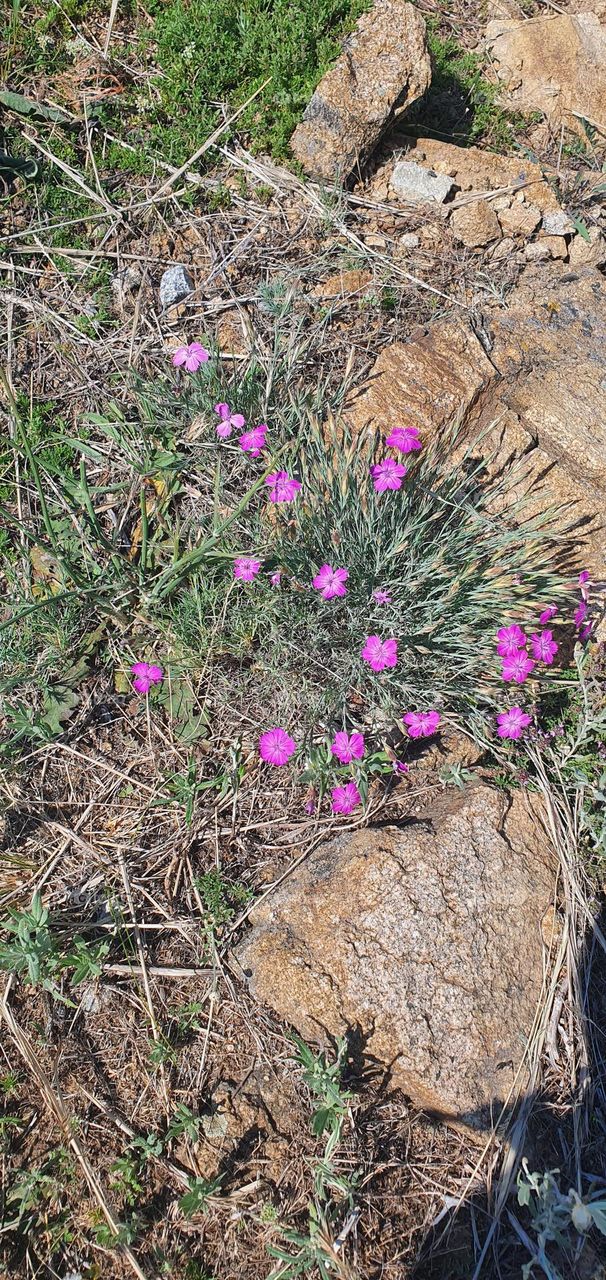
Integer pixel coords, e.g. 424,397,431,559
424,23,531,151
136,0,371,165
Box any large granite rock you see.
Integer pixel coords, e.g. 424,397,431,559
486,13,606,132
290,0,430,182
238,787,555,1126
344,267,606,574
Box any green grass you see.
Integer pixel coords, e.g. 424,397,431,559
425,23,532,151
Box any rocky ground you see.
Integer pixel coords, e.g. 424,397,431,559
2,1,606,1278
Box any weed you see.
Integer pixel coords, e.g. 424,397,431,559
514,1160,606,1278
194,870,252,934
166,1103,202,1144
0,891,109,1001
179,1175,223,1219
268,1037,358,1278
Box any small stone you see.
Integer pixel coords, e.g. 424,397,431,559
159,264,194,310
492,195,513,212
364,233,387,248
540,235,569,260
569,225,606,268
451,200,502,248
541,209,574,236
112,265,142,305
490,236,516,261
312,269,373,298
498,202,542,239
390,160,454,205
400,231,420,250
524,241,551,262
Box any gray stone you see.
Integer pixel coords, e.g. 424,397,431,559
541,209,574,236
400,231,421,250
524,240,551,262
290,0,430,182
159,264,194,309
391,160,454,205
238,786,555,1127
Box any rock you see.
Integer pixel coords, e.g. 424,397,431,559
344,319,495,437
451,200,502,247
542,210,575,236
112,265,142,307
498,202,542,238
537,235,568,259
490,236,516,261
390,160,454,205
524,241,551,262
312,269,373,298
487,267,606,492
159,264,194,309
238,786,555,1126
400,231,420,250
401,137,560,213
290,0,430,182
485,14,606,133
569,225,606,267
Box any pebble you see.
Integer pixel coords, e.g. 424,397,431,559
159,264,194,309
390,160,454,205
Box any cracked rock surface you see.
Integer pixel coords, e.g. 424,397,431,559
237,786,555,1127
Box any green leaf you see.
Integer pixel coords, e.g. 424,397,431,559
588,1202,606,1236
571,216,591,243
0,90,71,124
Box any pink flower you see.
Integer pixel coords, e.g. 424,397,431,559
372,588,392,604
270,570,282,586
497,706,532,740
403,710,441,739
265,471,301,503
259,727,296,766
331,781,361,815
131,661,163,695
239,424,268,457
331,731,365,764
539,605,558,624
361,635,398,672
575,600,588,629
530,629,558,665
214,402,246,439
172,342,210,373
234,556,261,581
370,459,407,493
496,625,527,657
385,426,422,454
312,564,349,601
393,760,410,774
579,569,590,590
502,651,536,684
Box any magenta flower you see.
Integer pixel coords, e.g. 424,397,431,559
331,781,361,815
539,604,558,624
370,458,407,493
361,635,398,672
403,710,441,738
234,556,261,582
331,731,365,764
131,661,163,695
574,600,588,629
496,625,527,657
502,651,536,684
239,424,268,457
372,588,392,604
214,402,245,439
393,760,410,774
259,727,296,766
497,706,532,740
270,570,282,586
172,342,210,373
312,564,349,601
385,426,422,454
579,569,591,593
530,629,558,665
265,471,301,503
